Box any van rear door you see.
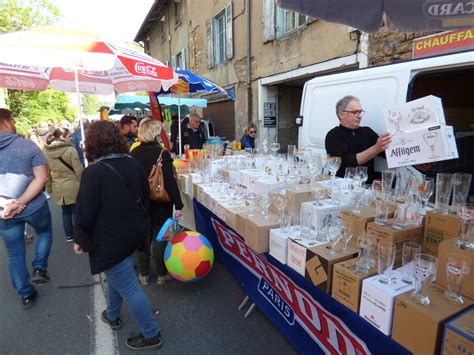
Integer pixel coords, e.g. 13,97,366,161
298,68,412,150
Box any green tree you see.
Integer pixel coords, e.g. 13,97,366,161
1,0,73,135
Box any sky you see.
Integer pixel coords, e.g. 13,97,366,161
52,0,155,43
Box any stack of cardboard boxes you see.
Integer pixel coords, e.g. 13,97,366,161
384,95,458,168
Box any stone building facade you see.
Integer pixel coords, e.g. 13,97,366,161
135,1,441,147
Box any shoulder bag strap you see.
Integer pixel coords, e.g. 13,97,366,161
99,161,149,221
58,156,75,173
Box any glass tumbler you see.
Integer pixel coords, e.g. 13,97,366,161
401,242,422,284
377,242,396,284
435,173,453,214
444,254,472,305
411,254,438,305
451,173,472,213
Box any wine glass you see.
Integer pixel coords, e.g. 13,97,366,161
272,189,288,228
311,183,325,206
327,156,341,179
352,186,365,214
344,167,356,189
354,166,368,188
244,192,257,217
416,177,434,215
270,142,280,158
257,192,271,219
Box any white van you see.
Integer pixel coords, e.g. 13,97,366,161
298,50,474,183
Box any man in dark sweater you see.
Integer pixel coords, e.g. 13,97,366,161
180,113,206,153
325,95,391,183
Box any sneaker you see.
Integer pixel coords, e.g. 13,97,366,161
66,235,74,242
138,274,149,286
31,269,50,284
157,273,173,285
125,334,163,351
22,290,37,310
101,310,122,330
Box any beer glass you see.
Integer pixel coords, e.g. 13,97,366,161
417,177,434,215
451,173,472,213
382,170,395,192
444,254,472,305
456,203,474,250
340,220,354,252
401,242,422,284
435,173,453,214
378,242,396,284
411,254,438,305
356,233,373,273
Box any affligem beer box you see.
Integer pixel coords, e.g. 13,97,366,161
384,95,446,134
386,125,458,168
392,284,473,355
442,306,474,355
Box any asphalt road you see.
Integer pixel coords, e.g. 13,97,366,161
0,201,296,354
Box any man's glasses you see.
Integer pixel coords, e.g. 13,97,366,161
249,130,256,134
342,110,365,117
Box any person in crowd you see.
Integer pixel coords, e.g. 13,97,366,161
44,127,83,242
169,115,179,154
73,120,162,351
0,108,53,309
36,121,54,148
130,118,183,286
240,125,257,149
180,112,205,152
72,118,90,166
325,95,391,183
119,115,138,147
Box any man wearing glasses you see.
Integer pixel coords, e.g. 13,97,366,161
325,95,391,183
240,125,257,149
180,112,206,152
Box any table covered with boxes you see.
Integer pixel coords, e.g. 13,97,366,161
173,95,473,354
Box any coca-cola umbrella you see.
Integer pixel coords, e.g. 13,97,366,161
0,27,178,154
276,0,474,32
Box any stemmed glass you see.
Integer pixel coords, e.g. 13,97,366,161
416,177,434,215
411,254,438,305
401,242,422,284
272,189,288,230
311,182,325,206
327,156,341,184
354,166,368,188
257,192,271,219
444,254,472,304
340,220,354,252
270,142,280,158
344,167,356,189
244,192,257,217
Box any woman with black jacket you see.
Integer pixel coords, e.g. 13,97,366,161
73,121,162,351
130,118,183,286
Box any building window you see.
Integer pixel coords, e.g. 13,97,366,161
207,2,233,68
275,6,310,38
174,1,182,24
160,16,166,42
213,10,226,65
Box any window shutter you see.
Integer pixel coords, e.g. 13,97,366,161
263,0,275,42
225,1,233,60
171,55,177,69
206,19,214,68
180,48,186,70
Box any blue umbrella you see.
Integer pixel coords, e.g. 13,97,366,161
157,69,235,155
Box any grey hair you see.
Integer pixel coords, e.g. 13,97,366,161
137,118,163,143
336,95,360,117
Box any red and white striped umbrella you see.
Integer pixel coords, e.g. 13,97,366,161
0,28,177,95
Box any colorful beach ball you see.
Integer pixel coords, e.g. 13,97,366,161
164,231,214,282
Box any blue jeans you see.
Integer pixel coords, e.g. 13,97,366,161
104,255,159,339
61,204,75,237
0,202,53,298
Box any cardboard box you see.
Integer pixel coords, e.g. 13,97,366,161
300,200,344,233
386,125,458,168
366,221,423,267
331,258,378,312
341,206,377,248
384,95,446,134
442,306,474,355
237,212,279,253
436,238,474,300
424,211,461,256
359,271,415,335
269,228,290,264
214,200,247,231
287,239,357,292
392,284,473,355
